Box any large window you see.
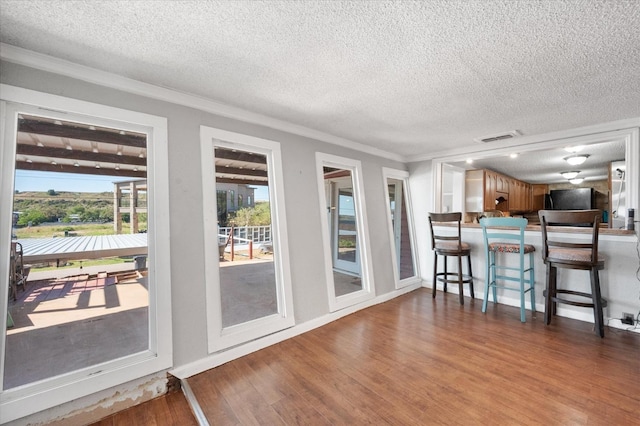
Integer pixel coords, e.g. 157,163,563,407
200,127,294,352
0,87,172,423
383,168,419,288
316,153,375,312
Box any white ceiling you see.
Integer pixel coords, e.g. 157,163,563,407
1,0,639,165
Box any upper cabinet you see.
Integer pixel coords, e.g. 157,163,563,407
466,169,533,213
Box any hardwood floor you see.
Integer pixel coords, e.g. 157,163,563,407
90,390,197,426
92,288,639,424
188,288,639,425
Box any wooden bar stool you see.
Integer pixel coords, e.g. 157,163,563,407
539,209,607,337
428,212,474,305
480,217,535,322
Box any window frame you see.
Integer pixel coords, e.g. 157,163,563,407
315,153,376,312
200,126,295,353
0,85,172,423
382,168,420,288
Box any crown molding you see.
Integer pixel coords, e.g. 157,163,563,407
0,43,403,162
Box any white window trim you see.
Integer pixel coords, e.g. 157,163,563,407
200,126,295,353
381,168,420,289
316,153,376,312
0,85,172,423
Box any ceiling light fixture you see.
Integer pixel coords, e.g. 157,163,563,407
569,178,584,184
466,158,473,164
115,165,120,170
564,154,589,166
26,158,33,163
51,161,57,165
133,167,138,172
95,164,101,169
510,153,518,159
36,142,44,147
73,162,79,167
561,171,580,179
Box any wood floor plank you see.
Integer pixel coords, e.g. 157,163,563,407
90,390,197,425
183,288,640,425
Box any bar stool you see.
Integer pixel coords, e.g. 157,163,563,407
480,217,536,322
539,209,607,337
428,212,474,305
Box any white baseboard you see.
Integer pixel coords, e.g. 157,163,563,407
170,282,423,380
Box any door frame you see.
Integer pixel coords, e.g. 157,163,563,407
331,177,361,275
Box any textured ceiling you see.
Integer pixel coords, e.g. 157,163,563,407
1,0,639,162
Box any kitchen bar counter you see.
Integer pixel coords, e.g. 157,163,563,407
456,222,635,237
427,222,639,333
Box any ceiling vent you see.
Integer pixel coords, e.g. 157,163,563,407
474,130,521,143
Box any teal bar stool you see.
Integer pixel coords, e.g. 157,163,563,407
480,217,536,322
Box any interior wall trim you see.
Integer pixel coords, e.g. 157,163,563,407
169,281,422,381
410,117,640,163
0,43,403,162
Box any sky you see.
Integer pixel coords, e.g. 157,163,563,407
15,170,126,192
14,170,270,201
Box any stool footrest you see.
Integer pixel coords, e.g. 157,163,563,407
543,289,608,308
436,272,473,284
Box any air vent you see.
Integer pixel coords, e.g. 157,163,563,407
474,130,521,143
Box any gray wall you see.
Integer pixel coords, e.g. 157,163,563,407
0,60,405,369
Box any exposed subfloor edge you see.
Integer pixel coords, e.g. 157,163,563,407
180,377,210,426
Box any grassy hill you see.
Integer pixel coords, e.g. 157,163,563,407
13,190,115,225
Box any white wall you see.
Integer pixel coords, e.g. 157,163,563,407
0,60,407,423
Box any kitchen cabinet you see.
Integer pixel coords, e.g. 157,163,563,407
465,169,533,214
531,184,549,210
509,179,531,211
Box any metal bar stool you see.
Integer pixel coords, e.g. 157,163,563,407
539,209,607,337
428,212,474,305
480,217,536,322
